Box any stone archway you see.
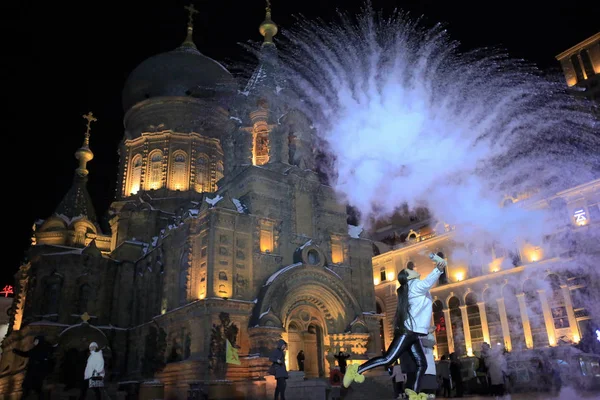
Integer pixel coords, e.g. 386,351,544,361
286,305,327,378
55,323,110,391
253,263,366,376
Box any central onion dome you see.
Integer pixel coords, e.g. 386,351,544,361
122,25,236,112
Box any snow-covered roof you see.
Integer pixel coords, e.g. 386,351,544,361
348,224,364,239
206,194,224,207
264,263,303,286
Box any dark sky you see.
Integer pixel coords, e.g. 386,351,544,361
4,0,598,286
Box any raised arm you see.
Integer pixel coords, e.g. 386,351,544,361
410,267,443,296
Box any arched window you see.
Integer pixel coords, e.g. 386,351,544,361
483,289,502,347
448,296,464,354
147,151,163,189
502,284,525,350
128,154,142,195
523,279,548,348
43,275,62,315
546,274,569,330
194,154,210,193
466,292,483,351
77,284,92,315
433,300,448,357
170,151,188,191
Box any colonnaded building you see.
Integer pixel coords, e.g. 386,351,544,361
0,5,380,399
373,32,600,360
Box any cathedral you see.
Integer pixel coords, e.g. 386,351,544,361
0,4,380,400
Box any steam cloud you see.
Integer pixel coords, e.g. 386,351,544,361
276,6,599,251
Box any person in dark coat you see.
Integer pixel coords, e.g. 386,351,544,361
269,339,288,400
296,350,305,372
449,352,464,397
334,351,351,374
12,335,54,399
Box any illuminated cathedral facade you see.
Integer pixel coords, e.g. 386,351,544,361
0,5,380,399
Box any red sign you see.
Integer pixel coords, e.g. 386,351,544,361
0,285,13,297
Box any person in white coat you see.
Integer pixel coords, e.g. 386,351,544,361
483,345,507,399
79,342,104,400
343,253,447,396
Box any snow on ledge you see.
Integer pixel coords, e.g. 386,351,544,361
299,239,312,250
348,224,364,239
264,263,302,286
206,194,223,207
232,198,248,213
259,307,271,320
324,267,342,280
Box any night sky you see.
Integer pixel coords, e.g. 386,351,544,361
4,0,598,286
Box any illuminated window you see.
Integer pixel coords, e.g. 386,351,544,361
195,154,210,193
260,224,274,253
170,151,188,191
147,151,163,189
331,237,343,264
380,268,386,282
128,154,142,195
253,123,270,166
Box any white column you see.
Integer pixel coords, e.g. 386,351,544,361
459,305,472,356
537,289,557,346
561,285,581,342
496,298,512,351
516,293,533,349
477,301,491,345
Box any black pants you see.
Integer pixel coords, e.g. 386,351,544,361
79,380,101,400
357,331,427,393
274,377,286,400
442,378,451,397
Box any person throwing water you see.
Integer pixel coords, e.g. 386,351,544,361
343,252,447,399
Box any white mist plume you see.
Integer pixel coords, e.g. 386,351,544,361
276,5,599,250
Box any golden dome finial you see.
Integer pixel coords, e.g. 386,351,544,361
182,3,199,48
76,112,96,177
259,0,278,44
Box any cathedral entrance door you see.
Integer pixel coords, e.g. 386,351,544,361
303,329,318,377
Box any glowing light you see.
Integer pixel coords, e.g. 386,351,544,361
260,227,274,253
574,209,588,226
387,271,395,281
467,347,473,357
0,285,13,297
573,333,580,343
596,330,600,343
130,185,140,195
373,277,381,286
455,272,464,282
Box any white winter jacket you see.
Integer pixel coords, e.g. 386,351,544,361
84,350,105,380
404,268,443,335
